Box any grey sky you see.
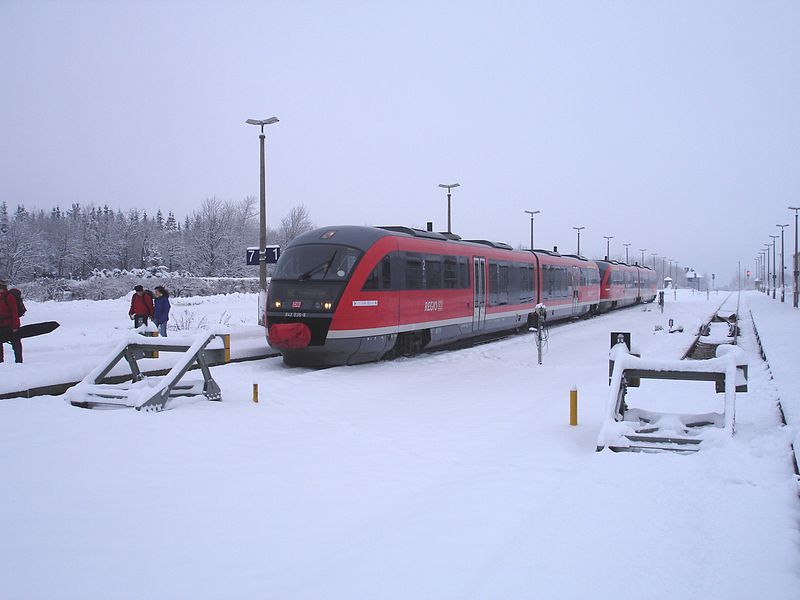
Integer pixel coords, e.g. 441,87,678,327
2,1,798,283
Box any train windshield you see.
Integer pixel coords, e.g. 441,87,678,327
273,244,363,281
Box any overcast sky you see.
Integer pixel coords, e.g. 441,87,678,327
1,1,798,283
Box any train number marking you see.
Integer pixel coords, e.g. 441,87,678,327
353,300,379,307
424,300,444,312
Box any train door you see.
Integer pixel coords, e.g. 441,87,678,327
472,257,486,331
572,266,580,315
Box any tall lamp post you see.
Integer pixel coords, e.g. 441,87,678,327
622,243,631,264
573,226,585,255
753,254,761,289
777,224,789,302
763,245,771,295
524,210,540,250
603,235,613,260
790,206,800,307
639,248,646,266
246,116,279,325
650,252,657,271
769,235,779,299
438,183,460,234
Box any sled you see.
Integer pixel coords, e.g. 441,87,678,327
0,321,60,343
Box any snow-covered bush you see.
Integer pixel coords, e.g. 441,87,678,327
19,276,260,302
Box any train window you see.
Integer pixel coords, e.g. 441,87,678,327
519,263,535,303
405,253,424,289
580,268,597,286
457,257,470,288
498,263,509,305
362,254,392,290
488,260,510,306
542,265,569,299
444,256,458,289
424,255,443,289
273,244,363,281
488,261,498,304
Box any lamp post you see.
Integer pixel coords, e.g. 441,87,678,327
246,116,279,325
777,224,789,302
650,252,657,271
438,183,460,234
639,248,646,266
790,206,800,307
755,255,760,291
769,235,779,299
573,226,585,255
524,210,540,250
603,236,613,260
763,245,771,295
622,243,631,264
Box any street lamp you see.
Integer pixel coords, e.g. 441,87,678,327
777,224,789,302
650,252,657,271
790,206,800,308
769,235,779,299
622,243,631,264
438,183,460,233
603,236,613,260
246,116,279,325
753,254,761,289
524,210,540,250
573,226,585,255
639,248,646,266
763,245,771,295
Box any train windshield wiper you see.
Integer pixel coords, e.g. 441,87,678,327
298,259,332,280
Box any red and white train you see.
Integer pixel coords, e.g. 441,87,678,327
266,225,658,366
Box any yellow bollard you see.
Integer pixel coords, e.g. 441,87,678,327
569,387,578,426
222,334,231,363
253,383,259,403
143,330,159,359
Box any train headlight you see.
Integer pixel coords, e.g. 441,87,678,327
323,302,333,310
274,300,282,308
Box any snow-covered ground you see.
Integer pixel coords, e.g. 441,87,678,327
0,290,798,599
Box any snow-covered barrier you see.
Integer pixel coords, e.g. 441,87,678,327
597,343,747,452
65,332,223,412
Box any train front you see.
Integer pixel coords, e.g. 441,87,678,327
265,226,386,367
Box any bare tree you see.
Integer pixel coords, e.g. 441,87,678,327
277,204,314,247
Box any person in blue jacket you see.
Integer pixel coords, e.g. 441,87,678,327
153,286,171,337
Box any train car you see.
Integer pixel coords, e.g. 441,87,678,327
266,225,597,366
636,265,658,302
596,260,641,312
537,251,600,320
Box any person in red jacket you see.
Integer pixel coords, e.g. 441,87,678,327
129,285,154,328
0,277,22,363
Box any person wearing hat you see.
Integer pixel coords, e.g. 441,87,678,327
128,285,154,328
0,278,23,363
